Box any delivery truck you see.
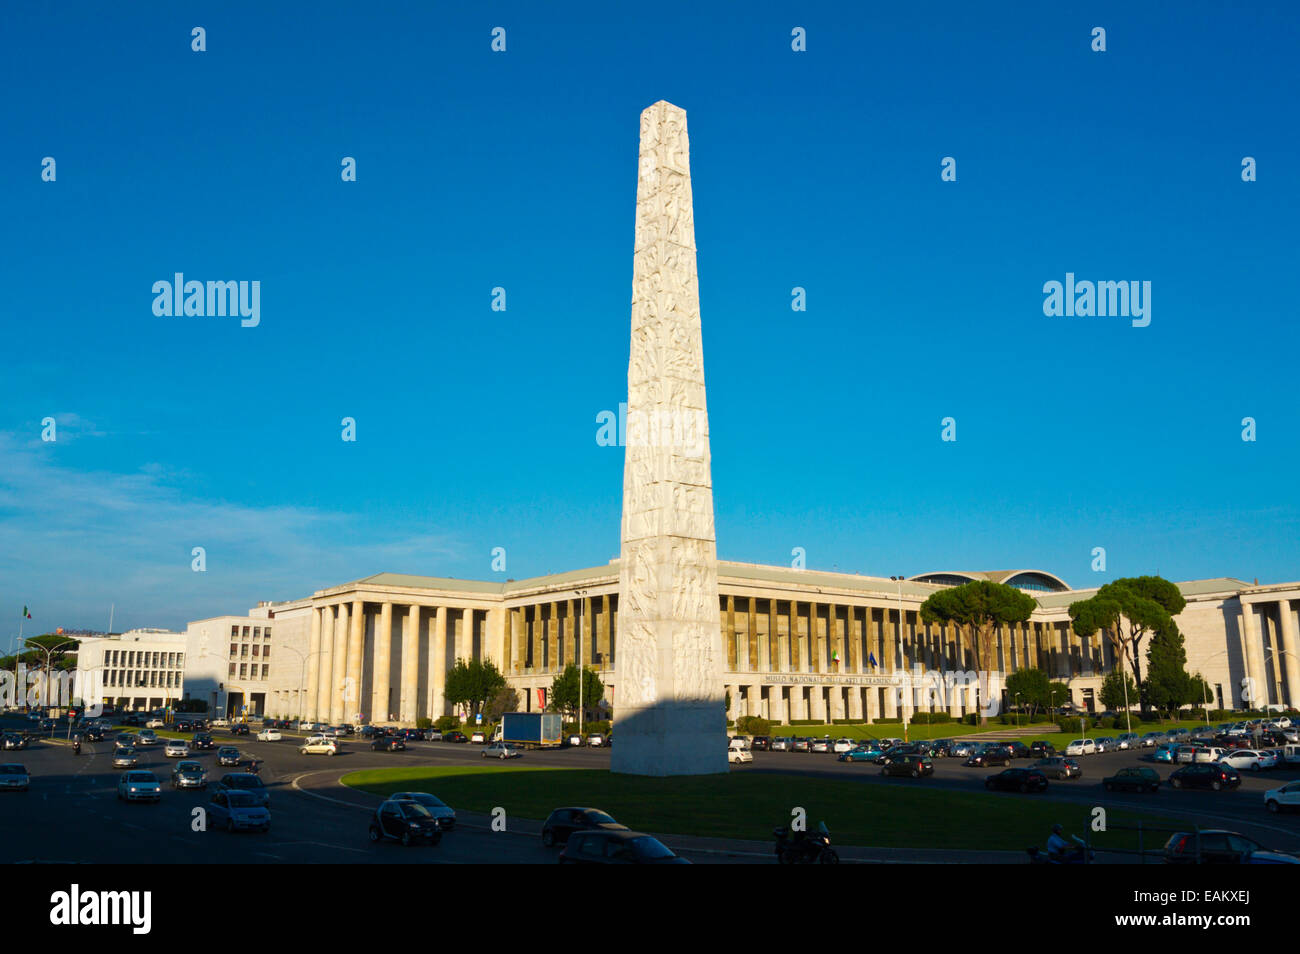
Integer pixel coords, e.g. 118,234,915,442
494,712,562,749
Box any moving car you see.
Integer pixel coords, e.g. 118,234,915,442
1103,766,1161,793
839,745,883,763
228,724,250,736
112,747,139,769
136,729,159,746
984,768,1048,793
117,771,162,802
1030,757,1081,780
164,739,190,758
256,728,282,742
368,799,442,846
728,747,753,764
390,791,457,830
216,746,241,767
191,733,214,751
1164,829,1300,864
558,829,688,864
299,736,339,755
541,807,628,846
170,760,207,789
1169,763,1240,791
208,789,271,832
0,763,30,792
483,742,521,759
215,773,269,807
881,754,934,778
146,718,166,729
1264,780,1300,814
1,733,29,751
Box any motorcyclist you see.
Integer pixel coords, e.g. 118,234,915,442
72,733,81,755
1046,823,1070,859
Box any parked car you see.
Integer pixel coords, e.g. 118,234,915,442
791,737,811,752
831,738,855,754
728,736,751,751
215,773,269,807
371,736,406,752
769,737,791,751
211,717,230,728
1093,737,1116,753
170,760,207,790
443,731,468,744
425,729,443,742
209,788,271,832
256,728,282,742
728,747,753,764
390,791,457,830
163,740,190,759
1027,741,1056,759
541,807,627,846
557,829,688,864
1169,763,1241,792
0,763,30,792
145,718,166,729
1264,780,1300,814
985,768,1048,793
117,771,162,802
1140,732,1165,747
228,724,250,736
469,731,487,744
1175,745,1198,764
750,736,771,751
1030,756,1081,780
1151,743,1178,763
483,742,521,759
1193,746,1228,764
368,799,442,847
949,741,976,758
1103,766,1161,793
1220,749,1278,771
398,728,424,742
216,746,241,767
587,734,606,747
881,754,934,778
1164,829,1300,864
299,736,339,756
999,740,1030,759
1064,739,1096,756
1115,733,1139,750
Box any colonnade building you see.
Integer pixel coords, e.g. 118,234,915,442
186,561,1300,724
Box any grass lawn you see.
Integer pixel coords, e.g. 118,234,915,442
766,717,1227,747
342,764,1181,853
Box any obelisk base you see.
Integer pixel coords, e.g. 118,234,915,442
610,702,727,776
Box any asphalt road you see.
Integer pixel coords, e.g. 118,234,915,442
3,718,1298,863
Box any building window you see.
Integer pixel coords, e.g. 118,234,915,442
254,627,261,639
242,626,250,638
262,646,270,659
252,645,260,657
229,663,236,677
239,664,247,678
264,627,272,640
231,625,239,638
261,665,269,679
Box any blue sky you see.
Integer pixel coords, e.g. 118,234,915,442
2,2,1298,634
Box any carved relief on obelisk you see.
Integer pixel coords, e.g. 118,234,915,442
611,101,727,776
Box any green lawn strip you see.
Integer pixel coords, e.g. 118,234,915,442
768,717,1226,746
341,764,1180,853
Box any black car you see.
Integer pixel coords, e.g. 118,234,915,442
880,754,934,778
1028,741,1056,759
81,726,105,743
964,747,1012,767
372,736,406,752
443,731,468,744
398,728,424,742
368,799,442,847
228,724,250,736
2,734,29,751
191,733,214,750
558,829,689,864
999,741,1030,759
1103,767,1161,793
541,807,629,847
1169,763,1241,791
984,768,1048,793
750,736,771,751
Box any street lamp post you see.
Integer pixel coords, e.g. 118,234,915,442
575,589,589,737
890,577,909,742
23,638,78,714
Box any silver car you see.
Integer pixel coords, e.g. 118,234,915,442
0,763,30,791
1094,737,1115,753
112,746,139,769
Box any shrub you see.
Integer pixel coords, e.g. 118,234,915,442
415,717,432,730
434,715,459,732
789,719,826,726
911,712,952,724
736,716,773,736
872,717,903,725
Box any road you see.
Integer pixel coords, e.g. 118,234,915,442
3,718,1298,863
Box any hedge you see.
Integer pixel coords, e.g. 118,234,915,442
910,713,952,724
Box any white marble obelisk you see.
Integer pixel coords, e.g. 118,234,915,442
611,101,727,777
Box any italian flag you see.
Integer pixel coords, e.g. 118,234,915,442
22,606,31,619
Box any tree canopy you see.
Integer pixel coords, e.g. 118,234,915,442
443,657,508,718
548,664,605,719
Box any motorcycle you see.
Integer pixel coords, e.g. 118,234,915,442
1027,835,1094,865
773,822,839,864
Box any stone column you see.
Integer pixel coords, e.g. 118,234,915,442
316,606,334,721
1277,599,1300,708
305,606,322,722
346,599,364,723
847,687,863,721
865,686,879,722
562,599,575,669
373,602,393,723
828,685,845,722
511,607,526,674
430,607,448,718
329,602,350,723
400,604,420,724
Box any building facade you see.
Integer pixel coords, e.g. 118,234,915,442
75,629,188,712
200,562,1299,727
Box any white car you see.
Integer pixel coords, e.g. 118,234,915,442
728,747,753,764
117,771,162,802
1065,739,1096,756
832,739,855,754
587,734,605,747
146,718,167,729
298,736,338,756
210,717,230,728
163,740,190,758
1220,749,1277,771
256,728,282,742
728,736,751,751
1193,746,1227,764
470,731,487,744
1265,780,1300,813
482,742,520,759
567,734,582,747
1176,745,1197,763
136,730,159,746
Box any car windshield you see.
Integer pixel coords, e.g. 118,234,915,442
227,776,264,789
399,803,432,819
630,836,675,860
117,748,135,756
226,792,259,808
0,765,24,774
585,810,618,825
